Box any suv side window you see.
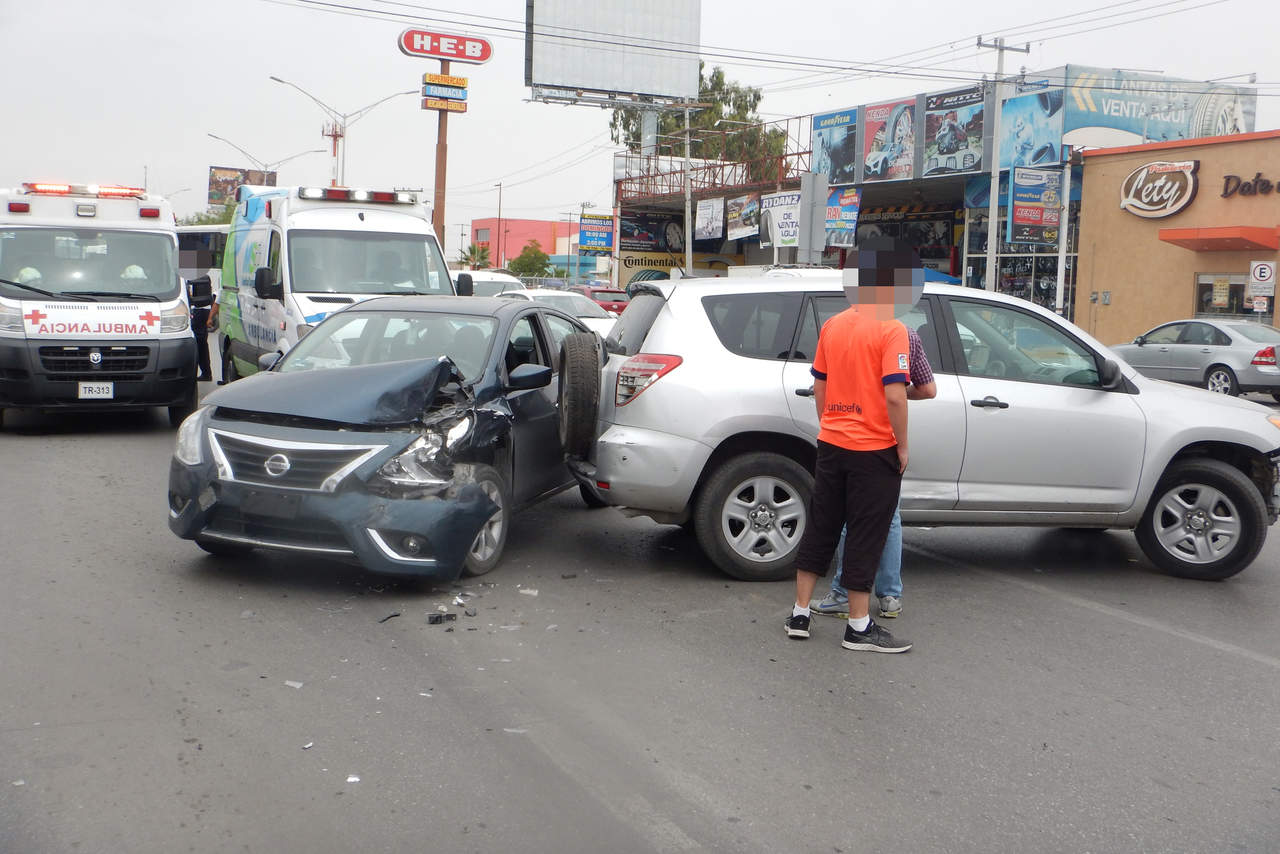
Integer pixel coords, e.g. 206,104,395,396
701,292,802,360
791,295,846,361
950,300,1101,387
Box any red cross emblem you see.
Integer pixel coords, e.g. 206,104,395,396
138,311,160,326
23,309,46,325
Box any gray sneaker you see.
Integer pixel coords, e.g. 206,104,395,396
878,596,902,619
810,590,849,616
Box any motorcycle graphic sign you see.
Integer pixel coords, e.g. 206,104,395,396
811,108,859,187
863,98,916,182
923,87,984,176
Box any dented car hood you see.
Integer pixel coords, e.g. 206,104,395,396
204,358,459,426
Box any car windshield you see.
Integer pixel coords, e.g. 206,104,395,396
0,227,178,300
533,291,611,318
1225,323,1280,343
277,310,497,380
287,230,451,296
591,289,628,302
472,279,522,297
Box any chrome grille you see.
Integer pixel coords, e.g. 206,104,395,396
208,429,387,492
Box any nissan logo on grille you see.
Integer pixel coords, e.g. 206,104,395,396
263,454,292,477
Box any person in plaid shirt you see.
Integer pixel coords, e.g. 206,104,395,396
812,326,936,619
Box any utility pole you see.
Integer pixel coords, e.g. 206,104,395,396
978,36,1030,292
493,182,503,267
684,106,693,276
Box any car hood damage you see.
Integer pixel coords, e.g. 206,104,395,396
205,358,465,426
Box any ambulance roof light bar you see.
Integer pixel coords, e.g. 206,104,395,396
297,186,415,205
22,182,148,199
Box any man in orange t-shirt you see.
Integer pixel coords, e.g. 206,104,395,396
785,239,921,653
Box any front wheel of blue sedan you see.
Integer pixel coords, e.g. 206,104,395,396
462,465,510,577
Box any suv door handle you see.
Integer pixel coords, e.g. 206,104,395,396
970,396,1009,409
795,387,815,397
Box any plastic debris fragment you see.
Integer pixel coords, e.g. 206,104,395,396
464,607,477,617
378,612,401,623
518,588,539,597
346,775,361,783
284,680,304,689
427,614,443,624
502,728,528,734
12,780,25,786
560,573,577,579
302,742,314,750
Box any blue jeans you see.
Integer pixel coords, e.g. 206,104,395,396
830,504,902,600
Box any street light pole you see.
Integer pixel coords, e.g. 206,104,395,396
207,133,325,178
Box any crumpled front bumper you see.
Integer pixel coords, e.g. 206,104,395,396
167,456,496,580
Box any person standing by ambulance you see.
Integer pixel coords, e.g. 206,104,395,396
784,239,922,653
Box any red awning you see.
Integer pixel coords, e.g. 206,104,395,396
1158,225,1280,252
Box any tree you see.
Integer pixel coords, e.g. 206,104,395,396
179,205,235,226
609,63,787,180
507,240,552,278
458,243,490,270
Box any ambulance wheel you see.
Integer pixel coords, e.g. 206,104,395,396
221,344,240,384
168,383,199,428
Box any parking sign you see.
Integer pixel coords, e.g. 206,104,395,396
1250,260,1275,297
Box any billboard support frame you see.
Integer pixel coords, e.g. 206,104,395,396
979,36,1030,292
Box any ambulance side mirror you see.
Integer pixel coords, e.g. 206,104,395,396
254,267,282,301
188,275,214,308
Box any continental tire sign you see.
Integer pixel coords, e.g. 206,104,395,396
1119,160,1199,218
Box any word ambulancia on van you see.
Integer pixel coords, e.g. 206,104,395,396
218,184,462,383
0,182,209,428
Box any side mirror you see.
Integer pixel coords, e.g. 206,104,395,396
455,272,474,297
1099,358,1123,391
258,352,281,372
188,275,214,307
506,363,551,390
1133,335,1145,346
253,267,282,301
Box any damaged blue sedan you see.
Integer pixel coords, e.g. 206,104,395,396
167,296,600,580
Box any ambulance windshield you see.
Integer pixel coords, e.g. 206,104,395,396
0,228,178,301
287,230,453,296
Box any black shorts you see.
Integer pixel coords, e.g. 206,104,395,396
794,440,902,593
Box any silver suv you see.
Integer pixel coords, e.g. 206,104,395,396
570,278,1280,582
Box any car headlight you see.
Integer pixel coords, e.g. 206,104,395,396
0,303,24,333
161,303,190,333
379,433,448,486
174,405,211,465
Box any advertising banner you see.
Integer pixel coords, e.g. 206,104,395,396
618,250,743,290
725,193,760,241
811,108,859,187
1063,66,1256,147
619,212,684,252
1000,89,1065,169
1007,167,1062,246
759,191,801,249
856,208,954,266
579,212,615,256
824,188,861,247
863,98,916,182
208,166,276,206
694,198,723,240
923,86,984,176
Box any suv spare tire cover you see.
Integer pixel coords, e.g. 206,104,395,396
558,332,601,459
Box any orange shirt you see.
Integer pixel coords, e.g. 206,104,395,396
811,306,909,451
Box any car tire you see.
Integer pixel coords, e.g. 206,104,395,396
462,465,510,577
579,483,608,508
1272,392,1280,404
168,381,198,428
1191,87,1245,137
221,343,240,385
1203,365,1239,396
196,538,254,557
557,332,600,460
693,452,813,581
1135,458,1267,581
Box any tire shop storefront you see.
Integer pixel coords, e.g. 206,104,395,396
1074,130,1280,346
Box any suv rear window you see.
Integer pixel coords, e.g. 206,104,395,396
701,292,802,360
606,293,666,356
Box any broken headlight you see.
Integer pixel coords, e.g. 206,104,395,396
378,433,448,486
174,406,211,466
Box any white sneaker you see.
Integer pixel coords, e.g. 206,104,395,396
878,596,902,618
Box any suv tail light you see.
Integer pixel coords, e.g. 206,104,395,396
616,354,682,406
1252,346,1276,366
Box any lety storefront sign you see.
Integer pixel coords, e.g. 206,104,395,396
1119,160,1199,219
759,191,801,249
1008,167,1062,246
399,29,493,63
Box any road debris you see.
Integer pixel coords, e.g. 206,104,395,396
284,680,304,689
560,573,577,579
302,742,314,750
464,607,478,617
502,728,528,734
518,588,539,597
378,612,401,623
346,775,361,783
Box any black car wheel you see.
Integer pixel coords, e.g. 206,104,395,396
1135,459,1267,580
693,452,813,581
579,483,608,508
168,381,198,428
1204,365,1239,396
558,332,600,460
221,343,240,384
462,465,510,577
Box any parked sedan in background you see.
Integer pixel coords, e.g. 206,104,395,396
1112,318,1280,398
571,285,629,315
168,296,594,580
499,288,617,336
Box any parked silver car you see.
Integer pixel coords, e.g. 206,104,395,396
1111,319,1280,399
565,278,1280,582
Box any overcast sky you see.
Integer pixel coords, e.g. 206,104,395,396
3,0,1276,256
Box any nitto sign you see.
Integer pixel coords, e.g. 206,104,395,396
1119,160,1199,219
398,29,493,64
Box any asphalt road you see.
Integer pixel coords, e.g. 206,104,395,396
2,395,1280,854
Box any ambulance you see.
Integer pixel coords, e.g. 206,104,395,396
218,185,462,381
0,182,204,428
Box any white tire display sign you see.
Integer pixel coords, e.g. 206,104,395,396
1248,260,1275,298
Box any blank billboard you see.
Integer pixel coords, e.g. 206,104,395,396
526,0,700,100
